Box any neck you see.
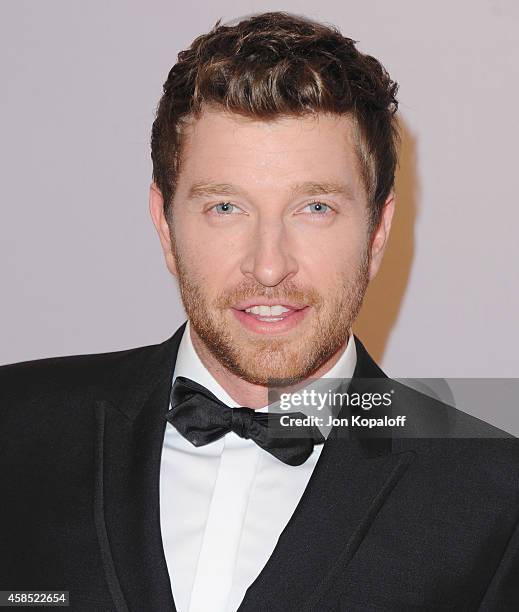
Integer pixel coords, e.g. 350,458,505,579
189,326,350,409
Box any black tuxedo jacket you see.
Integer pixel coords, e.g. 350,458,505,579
1,322,519,611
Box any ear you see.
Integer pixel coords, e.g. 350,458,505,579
149,182,178,277
368,192,395,281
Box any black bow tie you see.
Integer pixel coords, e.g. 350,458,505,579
165,376,325,466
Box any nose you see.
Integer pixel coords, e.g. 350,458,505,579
240,217,298,287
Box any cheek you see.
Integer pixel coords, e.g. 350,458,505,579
175,227,240,286
296,229,366,277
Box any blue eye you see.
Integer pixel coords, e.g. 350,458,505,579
213,202,239,214
304,202,331,214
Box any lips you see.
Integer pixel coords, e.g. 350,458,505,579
233,297,306,310
233,303,304,322
231,304,310,335
232,299,307,311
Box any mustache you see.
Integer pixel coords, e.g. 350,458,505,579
215,280,324,309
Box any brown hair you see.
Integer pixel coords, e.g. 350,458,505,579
151,11,399,231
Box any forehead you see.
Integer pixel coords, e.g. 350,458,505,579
176,108,365,200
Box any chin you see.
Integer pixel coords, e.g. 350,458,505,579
233,352,316,387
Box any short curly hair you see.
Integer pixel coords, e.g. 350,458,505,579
151,11,399,231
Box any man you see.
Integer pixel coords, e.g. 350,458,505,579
1,10,518,612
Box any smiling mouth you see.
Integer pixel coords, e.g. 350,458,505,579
234,304,306,321
230,304,310,335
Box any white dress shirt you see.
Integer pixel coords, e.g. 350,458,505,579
159,320,357,612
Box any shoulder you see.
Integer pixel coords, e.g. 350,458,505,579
390,378,517,440
0,321,187,425
388,381,519,492
350,341,517,443
0,341,164,409
350,342,519,473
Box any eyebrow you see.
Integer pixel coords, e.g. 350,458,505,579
187,180,356,200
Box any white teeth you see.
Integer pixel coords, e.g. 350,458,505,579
245,305,291,316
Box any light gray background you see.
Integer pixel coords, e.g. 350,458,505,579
1,0,518,377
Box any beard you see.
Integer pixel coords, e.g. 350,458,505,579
172,238,370,387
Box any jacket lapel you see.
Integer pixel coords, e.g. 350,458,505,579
237,336,416,611
93,323,187,612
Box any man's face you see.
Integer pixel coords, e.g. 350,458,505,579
152,108,392,386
